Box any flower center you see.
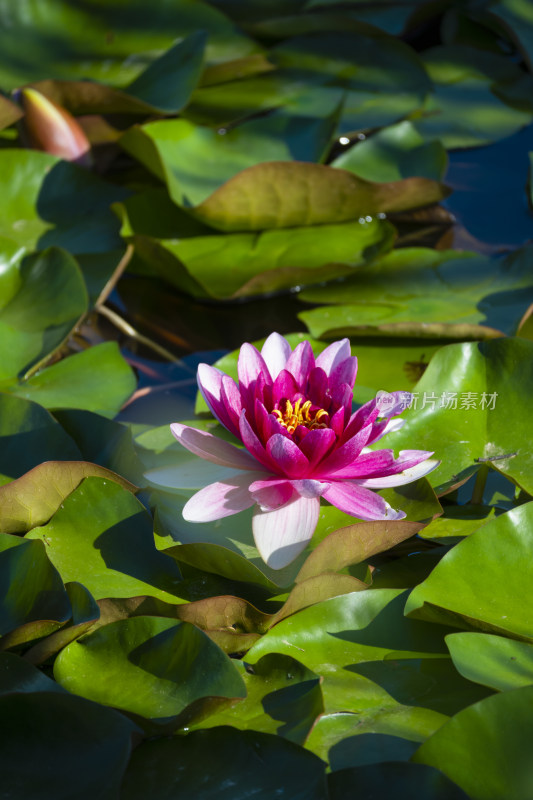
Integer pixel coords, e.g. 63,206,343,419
272,398,329,435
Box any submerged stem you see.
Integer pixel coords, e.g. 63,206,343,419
96,304,182,364
471,463,489,505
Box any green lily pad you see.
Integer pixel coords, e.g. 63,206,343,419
415,45,532,148
384,338,533,495
446,632,533,692
192,162,448,232
0,95,23,130
25,582,101,665
0,237,25,310
54,408,145,486
271,31,431,133
0,533,71,642
121,726,327,800
0,651,66,695
299,246,533,339
0,0,258,90
418,504,499,540
54,616,246,721
405,502,533,640
328,762,468,800
128,218,395,299
166,542,280,594
413,685,533,800
26,477,185,603
0,460,136,534
191,654,322,742
246,590,452,671
28,32,207,116
0,247,87,381
486,0,533,71
331,120,447,182
7,342,136,416
0,690,139,800
120,108,340,210
0,150,128,254
0,393,81,485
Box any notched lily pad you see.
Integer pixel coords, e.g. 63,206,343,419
192,161,450,232
0,460,136,534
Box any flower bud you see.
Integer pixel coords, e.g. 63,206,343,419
16,87,92,167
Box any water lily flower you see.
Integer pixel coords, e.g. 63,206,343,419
171,333,438,570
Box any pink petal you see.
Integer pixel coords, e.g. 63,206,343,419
366,417,405,446
316,424,372,476
341,400,381,443
249,478,295,510
330,355,358,389
292,479,328,498
170,423,259,471
238,343,271,408
379,449,436,476
328,449,395,480
272,369,300,405
197,364,240,436
316,338,351,376
307,367,328,406
252,495,320,569
261,333,292,379
238,343,271,385
239,411,278,472
330,406,347,438
183,473,259,522
357,457,440,488
285,340,315,387
220,374,243,434
322,481,405,521
299,427,336,469
266,434,310,479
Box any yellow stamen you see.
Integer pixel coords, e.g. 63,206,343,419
272,399,329,434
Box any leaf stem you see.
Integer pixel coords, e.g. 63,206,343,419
94,244,134,307
471,463,489,505
96,304,183,364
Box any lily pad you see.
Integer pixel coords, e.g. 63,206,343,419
120,727,327,800
271,31,431,133
27,31,207,116
0,533,71,641
405,502,533,640
328,762,468,800
0,393,81,485
128,217,396,299
0,150,128,254
0,460,136,534
331,120,448,182
0,0,258,90
0,247,87,381
54,616,246,721
446,632,533,692
413,685,533,800
298,246,533,339
8,342,136,416
384,338,533,495
26,477,185,603
192,162,448,232
0,690,139,800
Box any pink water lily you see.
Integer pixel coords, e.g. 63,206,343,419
171,333,438,570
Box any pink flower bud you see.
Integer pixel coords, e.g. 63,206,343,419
17,87,92,167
